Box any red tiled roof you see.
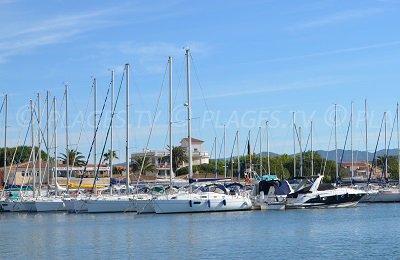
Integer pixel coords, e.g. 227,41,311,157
342,162,369,167
181,137,204,143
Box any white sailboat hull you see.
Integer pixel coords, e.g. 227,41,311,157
362,188,400,202
1,200,37,212
34,198,65,212
63,198,88,213
134,194,156,214
153,192,252,214
86,196,136,213
252,195,287,210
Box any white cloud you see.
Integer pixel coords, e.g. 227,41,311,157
201,78,342,100
253,40,400,64
0,7,123,63
288,8,384,31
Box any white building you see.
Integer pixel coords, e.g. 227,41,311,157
130,137,210,177
180,138,210,166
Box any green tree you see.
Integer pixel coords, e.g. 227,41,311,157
163,146,188,172
130,156,157,175
103,150,119,164
59,148,86,166
0,146,48,165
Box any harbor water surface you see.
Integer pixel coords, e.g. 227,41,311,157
1,203,399,259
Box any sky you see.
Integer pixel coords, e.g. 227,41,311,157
1,0,400,163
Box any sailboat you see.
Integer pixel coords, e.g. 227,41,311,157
33,91,66,212
84,64,137,213
134,56,175,214
286,104,365,209
285,175,365,209
153,49,252,214
362,104,400,202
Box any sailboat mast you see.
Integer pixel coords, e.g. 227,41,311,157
259,126,262,175
37,93,42,195
224,124,226,178
214,137,217,178
248,131,252,175
335,104,338,184
397,103,399,185
31,99,36,197
311,121,314,176
54,97,58,196
186,49,193,182
365,100,369,181
384,111,387,179
293,112,296,178
46,91,50,188
169,57,173,183
299,126,302,177
3,94,7,182
65,85,69,191
110,69,114,195
94,78,97,168
266,121,270,175
351,101,354,181
125,64,130,195
237,131,240,181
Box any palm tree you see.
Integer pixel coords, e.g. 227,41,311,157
130,156,157,175
59,148,86,166
103,150,119,164
163,145,188,173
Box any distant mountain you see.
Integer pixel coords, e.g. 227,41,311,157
255,149,399,162
315,149,399,162
259,152,281,158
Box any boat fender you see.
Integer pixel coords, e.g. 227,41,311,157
207,200,211,208
189,200,192,207
222,199,226,206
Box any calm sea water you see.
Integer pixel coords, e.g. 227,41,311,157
1,204,399,260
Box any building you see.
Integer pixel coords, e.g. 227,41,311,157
0,161,110,187
130,150,171,177
130,137,210,177
180,138,210,166
341,162,384,179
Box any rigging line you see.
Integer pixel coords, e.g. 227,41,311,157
12,100,32,188
339,116,351,168
166,56,185,150
32,101,54,155
252,128,260,155
70,82,95,167
368,113,385,182
218,135,224,159
18,142,35,197
190,54,219,139
82,83,111,188
209,137,215,159
136,61,168,188
0,127,23,197
321,125,334,176
9,107,32,188
90,82,115,190
70,83,94,149
387,108,397,153
229,132,238,178
80,71,125,191
242,131,251,170
0,96,5,114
